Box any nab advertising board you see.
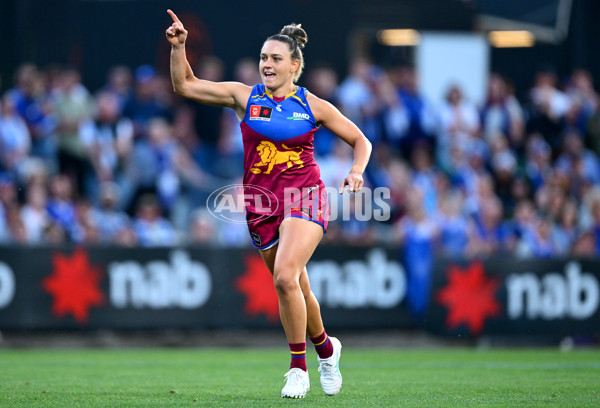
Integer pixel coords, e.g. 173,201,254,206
1,246,598,337
426,258,600,337
0,246,410,330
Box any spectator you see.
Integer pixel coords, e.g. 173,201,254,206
92,182,131,243
436,191,469,258
564,69,597,134
186,56,227,176
517,214,560,258
46,173,80,242
0,56,599,255
453,138,490,199
5,203,27,244
389,63,437,158
466,196,509,257
504,199,537,253
410,143,438,216
394,186,438,316
337,57,377,131
436,84,480,172
0,94,31,176
0,174,18,242
74,198,101,244
377,70,409,150
79,91,134,199
337,57,401,147
377,155,411,224
505,176,532,218
480,73,524,149
51,67,94,195
489,134,518,209
305,63,340,157
20,184,50,244
554,198,580,254
586,95,600,156
464,171,496,219
526,65,571,153
132,194,177,247
571,230,597,257
214,57,260,179
525,134,553,191
43,221,67,244
122,65,172,140
5,63,57,165
123,117,215,216
555,128,600,199
326,192,378,247
588,192,600,255
319,139,355,191
102,65,134,114
188,208,218,245
20,157,49,190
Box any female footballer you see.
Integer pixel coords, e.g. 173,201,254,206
166,9,371,398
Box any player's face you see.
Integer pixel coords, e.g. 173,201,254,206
260,40,298,91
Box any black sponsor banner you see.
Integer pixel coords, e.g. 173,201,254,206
425,258,600,337
4,246,598,336
0,246,411,330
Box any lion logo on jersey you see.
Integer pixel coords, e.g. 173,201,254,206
250,141,304,175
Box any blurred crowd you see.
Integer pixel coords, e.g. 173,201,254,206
1,57,600,258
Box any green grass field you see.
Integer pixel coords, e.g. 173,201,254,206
1,347,599,407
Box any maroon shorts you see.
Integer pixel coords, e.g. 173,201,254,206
246,180,329,250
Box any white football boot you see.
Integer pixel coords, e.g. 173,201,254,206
317,337,342,395
281,368,310,398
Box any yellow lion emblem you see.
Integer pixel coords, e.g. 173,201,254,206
250,141,304,175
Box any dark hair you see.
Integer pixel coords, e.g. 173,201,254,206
266,23,308,83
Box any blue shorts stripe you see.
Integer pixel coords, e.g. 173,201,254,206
251,237,279,250
283,215,326,232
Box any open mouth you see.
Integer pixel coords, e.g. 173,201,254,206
264,72,276,79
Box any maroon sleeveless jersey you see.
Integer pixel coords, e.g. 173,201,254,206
241,84,321,215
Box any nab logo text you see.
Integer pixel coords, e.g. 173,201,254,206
507,261,599,320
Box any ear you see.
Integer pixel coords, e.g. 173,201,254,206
290,59,300,74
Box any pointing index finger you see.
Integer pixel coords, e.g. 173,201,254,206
167,9,181,24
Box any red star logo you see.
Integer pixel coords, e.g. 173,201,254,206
435,261,501,335
42,249,105,324
234,253,279,322
262,109,270,116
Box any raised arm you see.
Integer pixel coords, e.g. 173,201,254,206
307,93,372,194
165,10,251,116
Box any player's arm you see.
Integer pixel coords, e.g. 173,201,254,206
307,93,372,193
166,9,250,114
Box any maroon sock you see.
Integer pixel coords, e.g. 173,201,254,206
310,330,334,359
289,342,307,371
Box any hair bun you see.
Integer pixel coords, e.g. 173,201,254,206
280,23,307,48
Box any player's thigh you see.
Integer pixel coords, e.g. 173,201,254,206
259,243,279,275
275,217,324,274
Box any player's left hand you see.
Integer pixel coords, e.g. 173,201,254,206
165,9,188,46
339,170,364,194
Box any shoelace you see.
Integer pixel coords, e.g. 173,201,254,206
318,360,336,378
284,370,302,384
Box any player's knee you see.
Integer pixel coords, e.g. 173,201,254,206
273,269,300,296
